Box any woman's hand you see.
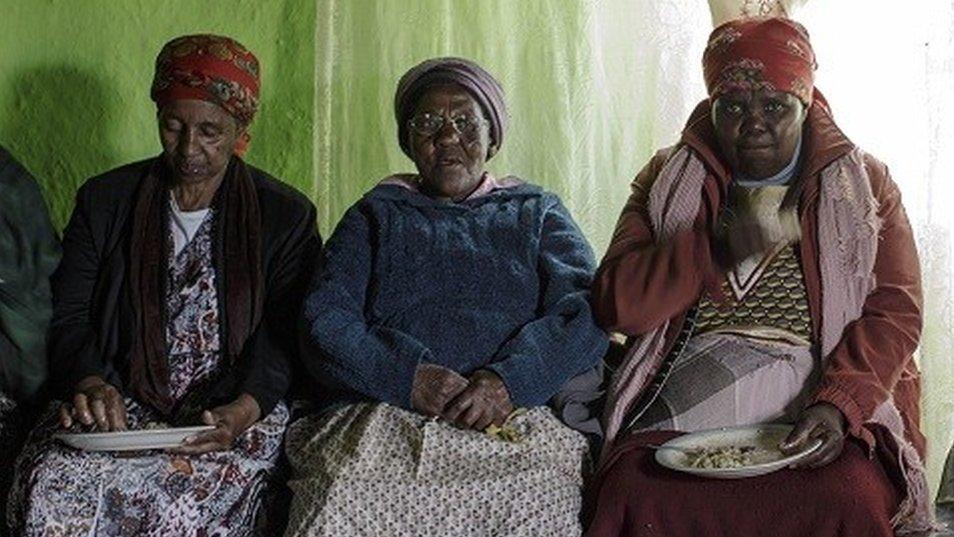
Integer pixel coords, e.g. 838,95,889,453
442,370,514,430
712,208,776,268
59,375,127,431
779,402,847,468
170,393,261,455
411,363,469,416
712,190,800,269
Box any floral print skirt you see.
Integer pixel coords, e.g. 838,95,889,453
8,399,288,537
284,403,588,537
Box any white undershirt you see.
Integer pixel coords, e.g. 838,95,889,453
169,194,210,256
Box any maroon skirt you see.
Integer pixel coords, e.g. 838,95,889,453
584,431,901,537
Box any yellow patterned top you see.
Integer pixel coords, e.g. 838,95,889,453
695,244,812,341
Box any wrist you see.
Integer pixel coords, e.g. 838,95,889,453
811,402,846,431
75,375,107,392
234,393,262,425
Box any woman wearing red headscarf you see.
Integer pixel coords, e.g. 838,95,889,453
586,18,933,536
7,35,319,535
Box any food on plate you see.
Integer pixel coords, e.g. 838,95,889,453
143,421,170,430
685,445,775,469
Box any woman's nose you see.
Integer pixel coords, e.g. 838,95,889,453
434,120,460,146
177,129,200,155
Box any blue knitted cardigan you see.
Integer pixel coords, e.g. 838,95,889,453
302,180,607,410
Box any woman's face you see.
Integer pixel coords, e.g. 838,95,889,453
406,84,492,201
158,99,243,185
712,89,807,180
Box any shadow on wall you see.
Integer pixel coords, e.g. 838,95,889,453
0,65,120,231
247,0,315,191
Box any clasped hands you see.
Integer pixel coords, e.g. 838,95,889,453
410,363,513,430
59,375,260,454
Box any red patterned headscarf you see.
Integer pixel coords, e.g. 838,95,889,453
151,35,260,152
703,17,816,105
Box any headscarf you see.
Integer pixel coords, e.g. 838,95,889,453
150,34,260,153
394,57,508,159
703,17,816,105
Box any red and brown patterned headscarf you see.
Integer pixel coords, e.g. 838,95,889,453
703,17,816,105
151,34,260,152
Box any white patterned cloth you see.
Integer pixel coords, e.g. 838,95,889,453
284,403,588,537
7,400,289,537
7,216,289,536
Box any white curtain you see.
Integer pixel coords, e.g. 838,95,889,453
796,0,954,498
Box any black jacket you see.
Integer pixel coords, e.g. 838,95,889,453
50,157,320,416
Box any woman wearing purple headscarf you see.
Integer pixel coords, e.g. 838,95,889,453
283,57,607,536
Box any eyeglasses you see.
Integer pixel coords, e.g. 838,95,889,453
407,112,486,139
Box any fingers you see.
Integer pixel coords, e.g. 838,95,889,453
411,365,468,416
106,389,127,431
416,389,454,416
442,371,514,430
780,415,817,455
58,403,73,428
785,422,844,469
169,426,232,455
473,409,494,431
65,382,127,432
201,409,217,426
82,386,126,431
89,398,109,431
458,401,485,429
801,428,844,469
445,392,512,430
442,388,475,424
783,404,847,470
488,405,510,427
72,393,94,427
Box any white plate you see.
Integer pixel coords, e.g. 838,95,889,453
654,424,823,479
54,426,216,452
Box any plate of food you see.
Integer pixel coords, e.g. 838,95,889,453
54,425,216,452
654,424,822,479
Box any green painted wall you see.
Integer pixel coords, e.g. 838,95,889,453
0,0,316,230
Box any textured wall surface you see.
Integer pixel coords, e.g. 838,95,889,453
0,0,316,230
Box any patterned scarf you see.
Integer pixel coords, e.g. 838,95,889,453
127,157,263,416
601,145,934,533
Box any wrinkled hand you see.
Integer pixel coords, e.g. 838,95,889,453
442,370,514,431
170,393,261,455
411,363,468,417
780,403,846,469
712,208,777,269
59,375,127,432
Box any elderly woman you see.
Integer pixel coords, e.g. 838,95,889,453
586,18,932,536
8,35,319,535
285,57,607,536
0,145,60,525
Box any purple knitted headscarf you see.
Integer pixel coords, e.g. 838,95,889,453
395,57,508,159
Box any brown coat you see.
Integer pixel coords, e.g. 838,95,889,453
592,97,925,456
